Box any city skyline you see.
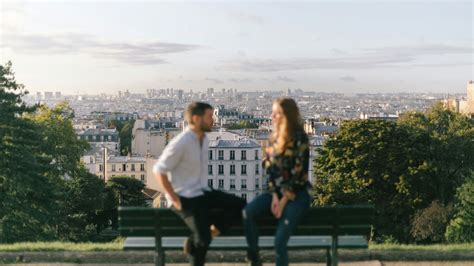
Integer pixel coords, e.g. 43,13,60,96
1,1,473,94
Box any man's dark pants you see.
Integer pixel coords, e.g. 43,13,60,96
171,189,247,266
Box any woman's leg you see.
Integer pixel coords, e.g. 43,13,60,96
243,193,272,263
274,190,310,266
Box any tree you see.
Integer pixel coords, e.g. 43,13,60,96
28,102,90,178
313,104,474,243
102,176,148,230
398,103,474,204
27,102,110,241
108,120,135,155
313,119,430,242
0,61,61,242
411,201,454,243
106,176,147,207
226,121,259,130
445,173,474,243
58,168,106,242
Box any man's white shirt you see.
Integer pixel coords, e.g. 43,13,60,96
152,127,211,206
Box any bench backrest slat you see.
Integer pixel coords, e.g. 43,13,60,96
118,205,374,238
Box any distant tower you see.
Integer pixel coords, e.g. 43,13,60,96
468,80,474,103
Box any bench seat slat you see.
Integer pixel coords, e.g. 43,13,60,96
123,236,368,250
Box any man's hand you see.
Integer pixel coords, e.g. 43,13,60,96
171,195,182,211
274,196,288,219
271,193,280,217
155,171,181,210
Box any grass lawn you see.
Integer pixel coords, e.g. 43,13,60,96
369,243,474,251
0,239,472,252
0,239,124,252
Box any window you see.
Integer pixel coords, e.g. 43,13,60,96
230,179,235,189
208,179,213,188
241,165,247,175
255,150,259,160
241,150,247,160
218,165,224,175
218,150,224,160
242,193,247,200
141,174,145,182
209,150,213,160
241,179,247,190
112,164,116,172
99,164,103,172
230,150,235,160
131,164,135,172
140,164,145,171
255,178,259,189
255,164,259,175
230,165,235,175
208,165,213,175
122,164,126,172
160,200,167,208
89,157,93,164
218,179,224,189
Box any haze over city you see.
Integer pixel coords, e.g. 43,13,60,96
1,0,472,94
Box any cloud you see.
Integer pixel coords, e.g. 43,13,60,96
363,44,474,56
1,1,27,32
276,76,295,82
223,44,473,72
2,32,201,65
205,77,224,84
340,76,356,82
230,11,264,25
228,78,252,83
331,48,347,55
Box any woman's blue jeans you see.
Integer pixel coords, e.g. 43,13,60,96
243,190,310,266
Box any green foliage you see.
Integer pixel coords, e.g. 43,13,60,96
226,121,259,129
398,103,474,204
410,201,454,243
0,61,61,242
58,168,107,242
0,62,110,243
106,176,147,207
445,174,474,243
313,119,430,242
28,102,90,178
108,120,134,156
313,104,474,243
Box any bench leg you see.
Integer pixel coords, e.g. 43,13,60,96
326,248,331,266
331,236,338,266
155,251,165,266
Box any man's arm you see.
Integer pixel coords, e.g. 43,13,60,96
155,171,182,210
152,136,184,209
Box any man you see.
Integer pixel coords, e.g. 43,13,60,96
153,102,246,266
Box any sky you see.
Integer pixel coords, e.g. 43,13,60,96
0,0,473,94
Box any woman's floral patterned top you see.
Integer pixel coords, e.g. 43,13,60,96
263,130,310,198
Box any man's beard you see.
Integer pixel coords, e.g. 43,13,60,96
200,122,212,132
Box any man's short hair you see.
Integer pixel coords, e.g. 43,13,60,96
185,102,213,124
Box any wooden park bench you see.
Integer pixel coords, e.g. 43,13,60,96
118,205,374,266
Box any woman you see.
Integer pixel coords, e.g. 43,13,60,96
244,97,311,266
